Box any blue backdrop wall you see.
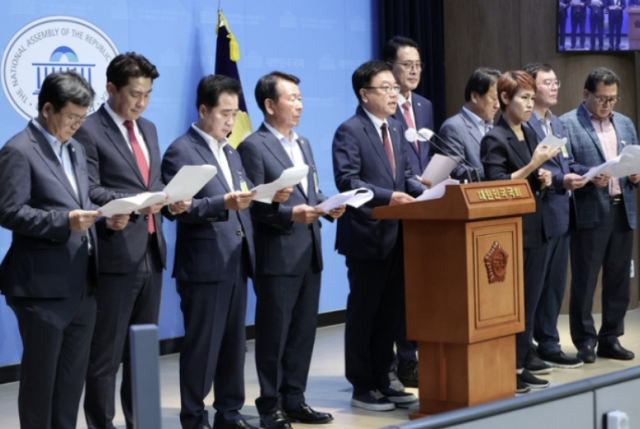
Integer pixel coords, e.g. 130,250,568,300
0,0,375,367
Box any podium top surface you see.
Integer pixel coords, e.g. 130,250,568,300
373,179,536,221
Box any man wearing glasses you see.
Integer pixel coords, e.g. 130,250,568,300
523,63,589,373
380,35,433,390
560,68,639,364
332,60,424,411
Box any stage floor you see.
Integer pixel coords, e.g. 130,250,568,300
2,309,640,429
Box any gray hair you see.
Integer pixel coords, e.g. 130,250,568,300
37,71,95,112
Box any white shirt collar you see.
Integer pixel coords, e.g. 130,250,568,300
191,123,228,149
103,101,128,127
398,92,411,108
362,107,388,131
31,119,61,146
263,121,299,144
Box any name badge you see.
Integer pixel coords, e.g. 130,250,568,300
240,178,249,192
561,145,569,158
313,170,319,193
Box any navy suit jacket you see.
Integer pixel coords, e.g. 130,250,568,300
560,105,638,230
390,92,433,175
75,104,167,273
604,0,626,11
332,106,425,260
0,122,98,298
161,127,255,283
525,113,589,237
237,124,327,277
438,108,485,181
481,116,546,249
560,0,571,19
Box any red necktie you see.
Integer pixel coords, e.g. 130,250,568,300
123,120,155,234
381,123,395,175
402,101,420,152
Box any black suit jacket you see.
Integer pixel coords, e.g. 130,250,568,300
161,127,256,282
480,116,546,249
0,122,98,297
74,104,166,273
238,124,327,277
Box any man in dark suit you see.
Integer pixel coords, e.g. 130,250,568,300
559,0,571,50
238,71,343,429
571,1,587,49
606,0,626,49
523,63,589,372
332,60,425,411
560,68,639,363
380,35,434,389
438,68,501,182
0,72,128,429
75,53,189,429
162,75,259,429
588,0,606,50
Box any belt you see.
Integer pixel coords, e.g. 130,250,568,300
610,195,622,205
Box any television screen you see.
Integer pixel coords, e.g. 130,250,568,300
558,0,640,51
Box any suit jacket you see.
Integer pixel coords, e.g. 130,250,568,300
560,0,571,19
332,106,425,260
237,124,327,277
391,92,433,175
438,108,485,181
525,113,589,237
572,1,587,17
74,104,166,273
161,127,255,283
480,116,546,249
0,122,98,298
560,105,638,230
588,0,606,17
604,0,626,12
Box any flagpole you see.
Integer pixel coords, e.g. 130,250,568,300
218,0,222,13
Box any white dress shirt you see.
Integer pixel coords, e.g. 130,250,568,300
104,102,150,166
191,124,235,191
263,121,308,194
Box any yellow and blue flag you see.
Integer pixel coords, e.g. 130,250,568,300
215,11,252,148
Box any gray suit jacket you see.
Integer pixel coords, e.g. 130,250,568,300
438,108,484,181
560,104,638,230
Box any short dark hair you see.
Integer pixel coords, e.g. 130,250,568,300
196,75,242,110
352,60,393,103
254,71,300,114
584,67,620,92
106,52,160,90
464,68,501,102
523,63,553,80
381,36,420,62
497,71,536,111
38,71,95,112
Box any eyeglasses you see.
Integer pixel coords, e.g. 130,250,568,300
395,61,424,71
65,113,86,127
541,79,561,88
363,85,401,95
590,92,620,105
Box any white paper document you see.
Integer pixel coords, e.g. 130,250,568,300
416,178,460,202
315,188,374,211
582,145,640,180
163,165,218,204
539,134,566,151
421,154,459,186
251,165,309,204
97,165,218,217
98,192,167,218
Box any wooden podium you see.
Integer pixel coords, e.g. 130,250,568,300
373,180,536,417
628,6,640,50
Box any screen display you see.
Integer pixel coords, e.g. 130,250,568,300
558,0,640,51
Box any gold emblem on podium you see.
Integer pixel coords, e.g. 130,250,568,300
484,241,508,283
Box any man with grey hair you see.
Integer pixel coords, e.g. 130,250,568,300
561,67,639,364
0,72,128,429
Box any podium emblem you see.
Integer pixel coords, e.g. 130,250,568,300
484,241,508,283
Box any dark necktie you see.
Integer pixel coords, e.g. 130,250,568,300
381,123,395,175
123,120,155,234
402,101,419,152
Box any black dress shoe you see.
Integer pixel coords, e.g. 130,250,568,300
217,419,259,429
397,361,418,388
260,410,292,429
285,403,333,424
577,345,596,364
597,343,635,360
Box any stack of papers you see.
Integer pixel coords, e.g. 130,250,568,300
582,145,640,180
98,165,217,217
539,134,566,151
421,154,459,186
251,165,309,204
315,188,374,211
416,178,460,201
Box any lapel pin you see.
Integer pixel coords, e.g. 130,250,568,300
622,140,627,147
418,102,421,106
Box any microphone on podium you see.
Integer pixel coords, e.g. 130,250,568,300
404,128,482,183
